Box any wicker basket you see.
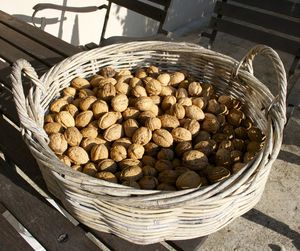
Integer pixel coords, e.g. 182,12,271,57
11,42,287,245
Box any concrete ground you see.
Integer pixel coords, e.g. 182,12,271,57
192,33,300,251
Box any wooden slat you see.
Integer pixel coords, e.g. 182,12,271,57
0,10,81,57
0,213,34,251
167,236,208,251
0,23,64,67
210,17,300,56
0,159,101,251
215,1,300,38
110,0,166,22
230,0,300,18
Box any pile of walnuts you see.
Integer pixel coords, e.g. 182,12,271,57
44,65,265,191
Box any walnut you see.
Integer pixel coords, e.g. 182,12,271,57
131,127,152,145
152,129,173,147
188,82,202,96
44,122,63,135
142,155,156,167
98,66,116,78
169,72,185,86
177,97,192,107
157,148,174,161
161,95,177,111
144,142,160,156
96,171,118,183
131,85,147,98
157,73,170,86
206,99,221,114
192,97,205,109
55,111,75,128
98,112,120,129
138,176,158,190
115,82,130,95
75,111,93,128
227,108,245,127
160,86,175,96
247,127,265,142
92,100,109,119
247,141,263,153
142,165,158,176
159,114,180,129
58,155,72,166
112,137,132,149
135,97,154,111
110,145,127,162
120,165,143,181
145,79,162,96
219,140,234,151
206,166,230,183
215,149,231,167
145,117,161,131
44,114,56,123
158,170,179,185
83,162,97,176
175,141,193,157
64,127,82,146
171,127,192,142
232,162,245,173
67,146,89,164
122,180,140,189
123,119,139,137
119,159,142,170
122,107,140,120
79,96,97,111
154,160,173,172
64,104,79,117
176,171,201,190
63,87,76,97
135,68,147,79
111,94,129,112
157,183,177,191
129,77,143,88
78,89,95,99
169,104,185,119
97,159,117,173
182,119,200,136
90,144,109,161
71,77,90,89
175,88,188,99
128,144,145,159
185,105,205,121
103,124,124,142
182,150,208,170
194,140,214,156
80,127,98,139
97,83,116,101
202,113,220,133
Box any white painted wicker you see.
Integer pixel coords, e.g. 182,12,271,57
11,42,287,244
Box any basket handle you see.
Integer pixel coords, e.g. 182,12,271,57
10,59,48,140
234,45,287,125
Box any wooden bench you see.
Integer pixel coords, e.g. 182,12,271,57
0,10,207,251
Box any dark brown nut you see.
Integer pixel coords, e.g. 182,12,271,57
55,111,75,128
247,141,263,153
142,165,158,176
123,119,139,137
120,165,143,181
219,140,234,151
169,104,185,119
227,108,245,127
131,85,147,98
81,127,98,139
157,148,174,161
161,95,177,111
44,114,56,123
183,119,200,136
99,66,116,78
171,127,192,142
119,159,142,170
206,166,230,183
232,162,245,173
139,176,158,190
132,127,152,145
202,113,220,133
158,170,179,184
97,83,116,101
160,86,175,96
185,105,205,121
135,97,154,111
129,77,143,88
103,124,123,142
175,141,193,156
142,155,156,167
111,94,129,112
138,111,156,124
194,140,214,156
212,133,229,143
75,111,93,128
157,73,170,86
49,133,68,155
232,138,245,151
96,171,118,183
145,117,161,131
218,95,234,109
64,127,83,146
44,122,63,134
110,145,127,162
128,144,145,160
72,164,82,172
182,150,208,170
79,96,97,111
194,130,211,144
98,112,120,130
215,148,231,167
175,88,188,99
122,180,140,189
176,171,201,190
178,97,192,107
223,124,235,139
145,79,162,96
235,127,248,139
218,104,228,115
144,142,160,156
159,114,180,129
97,159,117,173
178,80,189,89
169,72,185,86
83,162,98,176
188,82,202,96
247,127,265,142
230,150,243,163
58,155,72,166
192,97,205,109
174,166,191,176
67,146,89,164
71,77,90,89
154,160,173,172
157,183,177,191
92,100,109,119
201,83,215,98
206,99,221,114
243,151,256,163
122,107,140,120
63,87,76,97
91,144,109,161
78,89,95,99
241,118,253,130
172,158,181,168
152,129,173,148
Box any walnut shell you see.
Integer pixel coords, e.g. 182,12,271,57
111,94,129,112
120,165,143,181
227,108,245,127
119,159,142,170
219,140,234,151
177,97,192,107
80,127,98,139
207,166,230,183
142,155,156,167
194,140,214,156
112,137,132,149
135,97,154,111
247,141,263,153
202,113,220,133
175,88,188,99
159,114,180,129
80,137,104,152
145,117,161,131
188,82,202,96
97,159,117,173
157,148,174,161
63,87,76,97
171,127,192,142
99,66,116,78
75,111,93,128
138,176,158,190
175,141,193,156
79,96,97,111
67,146,89,164
83,162,97,176
123,119,139,137
215,148,231,167
122,107,140,120
185,105,205,121
97,78,117,88
110,145,127,162
103,124,124,142
232,162,245,173
169,72,185,86
157,73,170,86
96,171,118,183
58,155,72,166
97,83,116,101
182,119,200,136
192,97,205,109
122,180,140,189
64,104,79,117
160,86,175,96
44,122,63,135
78,89,95,99
98,112,120,130
71,77,90,89
131,85,147,98
247,127,265,142
90,144,109,161
131,127,152,146
206,99,221,114
115,82,130,95
230,150,243,163
152,129,173,148
49,133,68,154
154,160,173,172
142,165,158,176
161,95,177,111
138,111,156,124
158,170,179,184
182,150,208,170
194,130,211,144
176,171,201,190
92,100,109,119
128,144,145,160
145,79,162,96
169,104,185,119
144,142,160,156
64,127,83,146
129,77,143,88
44,114,56,123
157,183,177,191
55,111,75,128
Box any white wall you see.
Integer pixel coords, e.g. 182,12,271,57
1,0,216,46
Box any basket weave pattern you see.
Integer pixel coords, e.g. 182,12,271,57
11,42,286,244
